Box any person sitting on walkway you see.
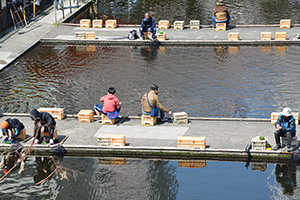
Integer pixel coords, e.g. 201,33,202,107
212,0,230,28
30,109,56,145
273,107,297,151
94,87,121,122
141,84,172,121
139,12,156,40
1,118,25,144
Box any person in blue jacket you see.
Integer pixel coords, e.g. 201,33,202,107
139,12,156,40
273,107,297,151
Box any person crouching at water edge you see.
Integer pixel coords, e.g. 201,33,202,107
30,109,56,145
139,12,156,40
273,107,297,151
141,84,172,122
1,118,25,144
94,87,121,123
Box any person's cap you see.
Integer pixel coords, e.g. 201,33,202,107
30,109,41,120
1,121,9,132
217,0,224,5
150,84,159,90
281,107,292,117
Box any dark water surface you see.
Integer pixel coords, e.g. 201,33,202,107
0,157,298,200
96,0,300,25
1,44,300,118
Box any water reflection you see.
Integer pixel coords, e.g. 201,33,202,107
275,163,297,196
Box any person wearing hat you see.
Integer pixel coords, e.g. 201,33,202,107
273,107,297,151
30,109,56,145
212,0,230,28
139,12,156,40
141,84,172,121
1,118,25,144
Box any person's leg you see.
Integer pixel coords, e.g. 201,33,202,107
151,28,156,39
286,131,296,148
139,28,145,39
226,15,231,26
274,130,284,147
117,105,121,113
212,15,217,27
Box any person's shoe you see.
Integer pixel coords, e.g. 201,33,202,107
10,139,16,144
273,145,282,150
34,139,39,145
3,137,8,143
161,118,168,122
97,117,102,123
139,37,145,40
150,37,154,41
49,139,54,145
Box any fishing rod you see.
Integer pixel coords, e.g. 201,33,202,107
117,111,130,126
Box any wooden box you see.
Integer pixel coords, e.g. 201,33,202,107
216,23,226,31
111,158,126,165
190,20,200,29
260,45,272,52
261,32,272,41
252,163,267,172
101,114,116,125
275,32,287,40
85,32,95,39
178,160,206,168
80,19,91,28
177,136,192,148
282,136,298,147
141,115,157,126
173,112,188,125
78,109,94,123
93,19,103,28
228,32,240,41
105,19,117,29
251,136,266,150
158,20,170,29
190,137,206,149
157,32,167,41
174,21,184,30
110,135,125,146
143,32,153,39
75,32,85,39
271,112,299,125
97,134,110,146
280,19,291,29
42,129,58,140
16,129,26,140
38,108,64,120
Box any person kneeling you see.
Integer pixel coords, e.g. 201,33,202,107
273,107,297,151
30,109,56,145
1,118,25,144
94,87,121,123
139,12,156,40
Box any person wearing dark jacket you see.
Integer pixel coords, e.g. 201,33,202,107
1,118,25,144
273,107,297,151
30,109,56,145
139,12,156,40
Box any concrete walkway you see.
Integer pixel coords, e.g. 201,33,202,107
0,0,88,70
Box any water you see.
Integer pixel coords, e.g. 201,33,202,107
1,44,300,118
95,0,300,25
0,156,298,200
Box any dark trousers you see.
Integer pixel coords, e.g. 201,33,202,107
274,130,295,147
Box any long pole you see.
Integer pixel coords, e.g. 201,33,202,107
33,0,36,17
54,0,57,24
12,2,24,26
61,0,65,19
9,8,16,29
69,0,72,13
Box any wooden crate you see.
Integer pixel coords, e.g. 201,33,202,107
261,32,272,41
93,19,103,28
157,32,167,40
16,128,26,140
78,109,94,123
158,46,167,55
98,158,112,165
178,160,206,168
75,32,85,39
38,108,64,120
216,23,226,31
275,32,287,40
158,20,170,29
173,112,188,125
97,134,110,146
174,21,184,30
141,115,157,126
85,32,95,40
42,129,58,140
110,135,125,146
228,32,240,41
251,136,266,150
143,32,153,39
111,158,126,165
105,19,117,29
80,19,91,28
190,20,200,29
190,137,206,149
271,112,299,125
260,45,272,53
282,136,299,147
252,163,267,172
177,136,192,148
280,19,291,29
101,114,116,125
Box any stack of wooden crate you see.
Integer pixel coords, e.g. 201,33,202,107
77,110,94,123
101,114,116,125
251,136,267,150
177,136,206,149
80,19,91,28
173,112,188,125
38,107,64,120
141,115,157,126
110,135,126,146
97,134,111,146
158,20,170,29
105,20,117,29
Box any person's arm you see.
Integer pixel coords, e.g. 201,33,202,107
285,119,295,132
100,96,105,102
150,18,156,29
155,95,169,113
213,7,217,15
225,7,229,15
275,115,282,128
140,19,145,28
44,113,54,128
115,97,120,108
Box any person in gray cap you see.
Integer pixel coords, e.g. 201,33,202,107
273,107,297,151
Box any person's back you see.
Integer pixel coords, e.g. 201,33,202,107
100,94,120,113
212,0,230,28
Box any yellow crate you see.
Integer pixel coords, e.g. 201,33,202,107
93,19,103,28
78,110,94,123
216,23,226,31
157,32,167,41
228,32,240,41
271,112,299,125
38,107,64,120
105,19,117,29
158,20,170,29
101,114,116,125
174,21,184,30
178,160,206,168
275,32,287,40
141,115,157,126
80,19,91,28
280,19,291,29
110,135,125,146
190,20,200,29
261,32,272,41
